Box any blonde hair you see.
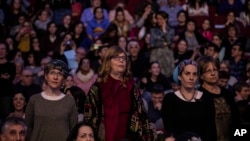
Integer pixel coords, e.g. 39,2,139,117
97,46,132,85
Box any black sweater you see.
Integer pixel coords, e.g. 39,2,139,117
161,92,216,141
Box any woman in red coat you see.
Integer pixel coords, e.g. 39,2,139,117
84,46,154,141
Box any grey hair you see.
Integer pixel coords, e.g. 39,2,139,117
0,117,27,134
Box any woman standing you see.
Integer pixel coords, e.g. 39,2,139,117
111,7,131,37
198,56,240,141
161,59,216,141
150,11,175,77
83,47,154,141
25,60,78,141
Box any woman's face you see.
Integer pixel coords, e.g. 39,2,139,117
75,23,83,34
116,11,124,22
128,44,139,57
144,5,152,13
227,12,235,22
178,65,198,89
18,16,25,25
118,37,127,49
45,69,65,89
64,34,72,41
40,11,48,21
48,23,57,34
13,0,21,9
178,12,186,23
64,76,74,88
212,35,222,46
92,0,101,8
14,51,22,61
63,15,71,25
80,59,91,72
202,19,210,30
156,14,166,27
150,63,161,76
110,53,127,74
201,62,219,84
187,21,195,32
76,126,95,141
95,8,103,20
28,54,34,65
15,62,23,74
228,27,236,37
177,40,187,53
219,63,229,72
32,38,39,47
13,93,26,111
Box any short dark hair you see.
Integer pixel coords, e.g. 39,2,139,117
151,84,164,94
156,11,169,20
219,70,230,79
207,43,219,52
67,122,96,141
232,42,245,52
234,82,250,92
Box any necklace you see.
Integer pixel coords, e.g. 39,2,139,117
180,90,196,102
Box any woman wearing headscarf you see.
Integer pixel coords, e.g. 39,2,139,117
161,59,216,141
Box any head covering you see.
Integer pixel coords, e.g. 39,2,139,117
127,39,139,51
44,59,69,77
173,59,198,84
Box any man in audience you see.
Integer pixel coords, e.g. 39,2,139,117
14,68,42,101
0,117,27,141
143,84,165,132
230,42,247,81
217,70,232,91
160,0,183,27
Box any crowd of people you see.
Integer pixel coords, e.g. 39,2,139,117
1,0,250,141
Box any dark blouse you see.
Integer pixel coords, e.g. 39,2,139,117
161,91,216,141
199,87,240,141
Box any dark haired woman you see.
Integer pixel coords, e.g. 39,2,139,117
67,122,96,141
39,21,62,56
86,7,110,41
111,7,131,37
162,59,216,141
150,11,175,78
73,57,97,95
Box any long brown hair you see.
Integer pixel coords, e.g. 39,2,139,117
97,46,132,84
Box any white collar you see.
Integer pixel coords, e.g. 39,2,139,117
41,91,65,101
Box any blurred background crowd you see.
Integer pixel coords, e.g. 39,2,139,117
0,0,250,141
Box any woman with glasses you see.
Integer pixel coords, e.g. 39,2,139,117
83,46,154,141
198,56,240,141
25,59,78,141
161,59,216,141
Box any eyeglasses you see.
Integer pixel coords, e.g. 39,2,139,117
203,68,218,74
111,56,128,61
48,71,64,77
